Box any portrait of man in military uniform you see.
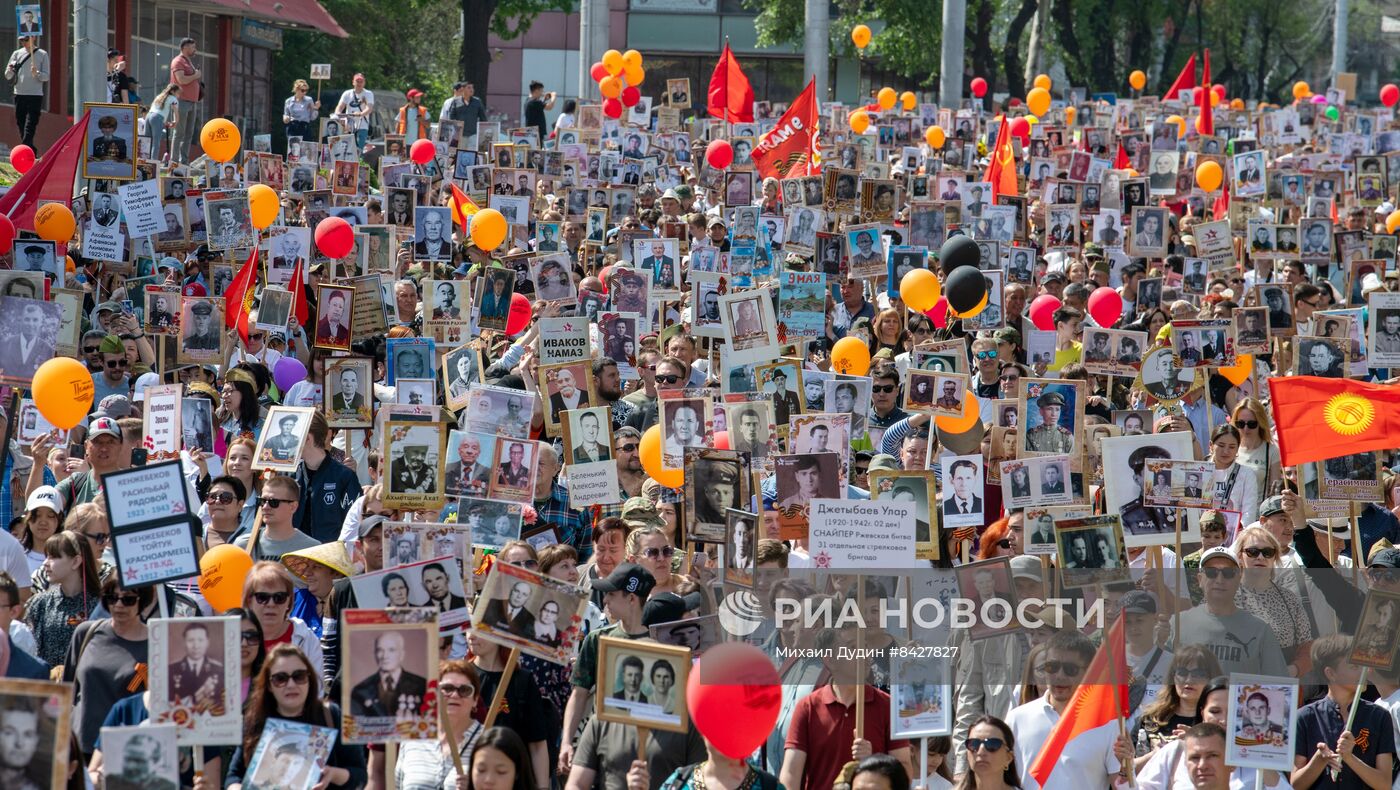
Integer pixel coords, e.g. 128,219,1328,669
255,409,311,470
181,299,222,354
167,620,226,710
1022,385,1077,455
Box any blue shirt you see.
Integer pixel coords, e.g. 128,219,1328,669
534,482,594,562
1295,694,1395,790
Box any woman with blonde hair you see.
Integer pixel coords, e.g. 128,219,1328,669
1129,645,1222,767
1230,397,1281,494
625,525,690,597
282,78,320,143
869,307,908,357
1232,526,1310,674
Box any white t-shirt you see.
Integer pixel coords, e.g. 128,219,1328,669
0,530,31,590
1006,698,1121,790
336,88,375,131
283,379,323,408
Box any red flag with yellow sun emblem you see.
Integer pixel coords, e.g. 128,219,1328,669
1269,377,1400,467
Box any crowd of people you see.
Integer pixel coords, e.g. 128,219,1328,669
1,41,1400,790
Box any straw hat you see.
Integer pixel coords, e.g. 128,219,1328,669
282,542,353,582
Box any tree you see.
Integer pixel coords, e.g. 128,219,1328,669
459,0,576,94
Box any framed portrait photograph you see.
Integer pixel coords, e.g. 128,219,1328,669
475,268,516,331
683,449,747,543
1101,430,1200,548
955,558,1019,640
940,454,985,529
562,404,613,465
1141,459,1216,509
382,419,447,510
1225,674,1298,770
205,191,255,251
464,383,532,439
1135,346,1197,406
177,296,224,364
314,284,353,350
340,608,440,742
324,356,373,428
442,342,484,412
395,377,435,406
1235,307,1270,355
1171,318,1234,369
489,436,539,502
386,336,437,385
722,508,758,587
539,360,596,437
83,102,138,180
0,678,72,790
720,287,778,367
1016,378,1083,458
889,656,952,738
457,495,523,549
252,406,314,472
148,616,242,744
1317,452,1381,502
1128,206,1169,258
412,206,453,261
595,636,691,733
773,453,842,538
1293,336,1348,378
1055,514,1129,588
471,561,589,665
649,614,720,656
144,285,181,335
99,724,180,787
869,469,938,560
660,395,712,471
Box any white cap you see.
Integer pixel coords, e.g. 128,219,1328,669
1199,545,1239,567
25,485,62,514
131,371,161,402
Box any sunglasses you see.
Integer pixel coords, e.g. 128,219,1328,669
106,359,129,368
965,738,1006,753
252,591,291,606
655,374,682,384
1174,666,1212,681
1000,374,1020,383
103,592,140,607
871,384,897,394
249,333,266,341
617,443,639,453
1040,660,1082,676
975,350,999,360
1234,419,1259,429
82,531,110,545
240,630,261,645
83,346,102,354
270,669,311,687
1241,546,1277,559
854,465,870,475
1201,567,1239,580
260,497,293,509
641,546,676,560
439,683,476,697
206,491,238,504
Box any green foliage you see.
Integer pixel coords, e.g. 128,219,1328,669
745,0,944,86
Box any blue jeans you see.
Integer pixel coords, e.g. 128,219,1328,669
354,128,368,149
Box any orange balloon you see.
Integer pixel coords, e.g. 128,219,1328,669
1195,161,1223,192
623,64,645,87
877,87,897,111
599,75,623,99
1033,74,1052,91
831,336,871,376
900,268,941,312
31,357,93,430
1165,115,1186,137
200,118,241,163
951,290,990,319
900,90,917,111
470,208,508,251
1387,210,1400,234
602,49,624,76
935,391,982,433
34,202,75,242
1220,354,1254,387
1026,87,1051,117
248,183,279,229
622,49,643,69
1064,106,1077,125
925,126,945,149
639,425,684,488
851,24,872,49
849,110,870,134
64,255,74,274
1230,98,1245,110
1129,70,1147,91
1292,81,1310,100
199,544,255,612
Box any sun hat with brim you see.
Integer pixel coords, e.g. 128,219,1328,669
282,542,353,581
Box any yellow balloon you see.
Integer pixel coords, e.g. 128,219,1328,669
877,87,897,111
200,118,241,163
1387,210,1400,234
849,110,871,134
623,64,645,87
1026,87,1051,117
470,208,508,251
248,184,279,230
924,126,945,149
899,268,941,312
851,24,872,49
639,425,684,488
900,90,917,111
31,357,93,430
1230,98,1245,110
199,545,254,613
1165,114,1186,137
34,202,74,242
935,391,982,433
622,49,643,69
600,75,622,99
1129,70,1147,91
831,336,871,376
1033,74,1052,91
1025,115,1040,125
602,49,624,76
1292,81,1310,100
1195,161,1223,192
1065,106,1077,125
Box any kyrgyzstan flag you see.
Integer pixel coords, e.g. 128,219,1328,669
449,182,479,236
224,248,259,345
751,78,819,179
1028,615,1131,788
1269,377,1400,467
707,42,754,123
982,116,1018,201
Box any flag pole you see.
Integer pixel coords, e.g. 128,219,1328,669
1104,615,1137,789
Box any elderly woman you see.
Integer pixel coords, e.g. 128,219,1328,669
242,561,324,679
1232,526,1310,673
282,543,351,640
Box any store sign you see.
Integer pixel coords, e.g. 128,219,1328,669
628,0,716,12
238,19,284,49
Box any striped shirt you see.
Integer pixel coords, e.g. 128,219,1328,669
395,721,483,790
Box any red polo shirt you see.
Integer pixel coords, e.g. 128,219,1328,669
784,685,909,790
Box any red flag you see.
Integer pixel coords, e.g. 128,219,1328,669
1197,49,1214,136
0,110,90,233
707,43,754,123
751,78,820,179
449,183,479,236
1029,615,1131,787
1114,144,1131,170
1163,53,1197,101
1212,177,1230,220
288,254,309,326
224,248,259,345
982,116,1018,201
1269,377,1400,467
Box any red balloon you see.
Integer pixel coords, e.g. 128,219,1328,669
590,62,609,82
10,144,34,173
409,139,435,165
597,265,611,293
314,217,355,259
1029,294,1062,331
926,296,950,329
1008,117,1030,143
970,77,988,98
620,85,641,108
712,430,730,450
602,97,624,119
0,213,16,251
1383,84,1400,108
686,643,781,759
705,139,733,169
1211,84,1227,100
1087,286,1124,327
505,292,532,335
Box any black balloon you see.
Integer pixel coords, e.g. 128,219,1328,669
945,266,987,313
938,235,981,274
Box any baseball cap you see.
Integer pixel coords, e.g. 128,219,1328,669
1009,554,1042,582
1120,590,1158,614
131,371,161,403
88,416,123,441
993,326,1022,346
620,497,666,529
25,485,62,515
592,562,656,599
407,89,423,99
357,514,389,539
107,48,122,58
661,188,680,201
641,591,704,627
1369,546,1400,569
95,394,132,419
1199,546,1239,567
1258,495,1286,519
867,454,902,474
95,301,123,315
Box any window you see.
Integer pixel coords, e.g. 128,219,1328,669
229,43,271,135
